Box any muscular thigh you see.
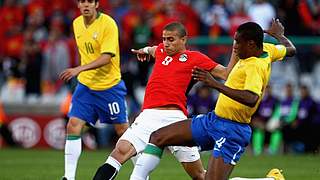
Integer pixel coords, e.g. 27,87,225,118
119,109,189,153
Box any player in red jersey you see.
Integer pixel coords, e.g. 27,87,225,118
93,22,238,180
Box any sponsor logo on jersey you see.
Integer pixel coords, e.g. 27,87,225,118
179,54,188,62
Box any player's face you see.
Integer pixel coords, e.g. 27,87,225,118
234,32,248,59
78,0,99,17
162,30,186,56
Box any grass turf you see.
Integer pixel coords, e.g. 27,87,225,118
0,148,319,179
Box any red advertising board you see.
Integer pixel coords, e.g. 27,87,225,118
6,115,66,149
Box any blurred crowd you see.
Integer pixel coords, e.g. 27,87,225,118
1,0,320,98
0,0,320,153
187,83,320,154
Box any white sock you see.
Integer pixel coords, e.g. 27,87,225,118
106,156,122,171
131,153,139,165
131,153,150,180
64,137,81,180
230,178,275,180
130,153,160,180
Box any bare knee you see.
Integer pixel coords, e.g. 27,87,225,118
110,140,136,164
190,170,205,180
66,118,84,135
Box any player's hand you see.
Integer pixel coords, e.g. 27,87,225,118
131,48,150,62
59,67,81,82
264,18,284,38
192,66,219,88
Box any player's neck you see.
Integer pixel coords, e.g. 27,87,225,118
83,11,97,27
248,49,263,58
177,48,186,54
255,49,264,58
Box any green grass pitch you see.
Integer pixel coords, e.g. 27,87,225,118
0,148,319,179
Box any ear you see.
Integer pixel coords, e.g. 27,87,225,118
248,40,256,48
95,1,99,8
181,36,187,44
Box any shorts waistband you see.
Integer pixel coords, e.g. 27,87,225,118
212,112,250,126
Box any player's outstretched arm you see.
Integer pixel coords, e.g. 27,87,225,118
192,67,259,107
131,46,157,62
264,18,296,57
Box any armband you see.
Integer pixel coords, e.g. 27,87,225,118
142,47,150,54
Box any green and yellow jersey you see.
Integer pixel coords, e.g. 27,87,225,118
215,43,287,123
73,12,121,90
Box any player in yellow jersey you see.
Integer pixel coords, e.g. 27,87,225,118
59,1,129,180
130,19,296,180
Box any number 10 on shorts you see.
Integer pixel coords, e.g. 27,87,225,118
108,102,120,115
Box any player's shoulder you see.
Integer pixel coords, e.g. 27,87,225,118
73,15,83,26
99,12,117,25
157,43,164,48
185,50,206,58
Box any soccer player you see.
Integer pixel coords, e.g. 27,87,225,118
59,0,128,179
251,85,280,156
93,22,239,180
132,19,296,180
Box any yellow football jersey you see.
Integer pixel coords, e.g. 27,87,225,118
73,12,121,90
215,43,287,123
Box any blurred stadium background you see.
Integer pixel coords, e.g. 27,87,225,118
0,0,320,179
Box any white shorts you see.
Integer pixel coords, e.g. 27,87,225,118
119,109,200,162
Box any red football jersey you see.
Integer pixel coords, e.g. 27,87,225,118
142,43,218,115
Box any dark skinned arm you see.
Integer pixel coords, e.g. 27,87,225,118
192,67,259,107
264,18,296,57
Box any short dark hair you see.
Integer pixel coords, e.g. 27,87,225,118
237,22,263,49
164,22,187,37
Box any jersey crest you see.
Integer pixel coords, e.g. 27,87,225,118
93,32,98,40
179,53,188,62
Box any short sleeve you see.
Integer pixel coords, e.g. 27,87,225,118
195,53,218,71
100,17,119,56
155,43,164,53
264,43,286,62
244,64,263,96
154,43,164,62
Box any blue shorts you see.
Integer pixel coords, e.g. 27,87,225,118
191,112,251,165
68,80,128,126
